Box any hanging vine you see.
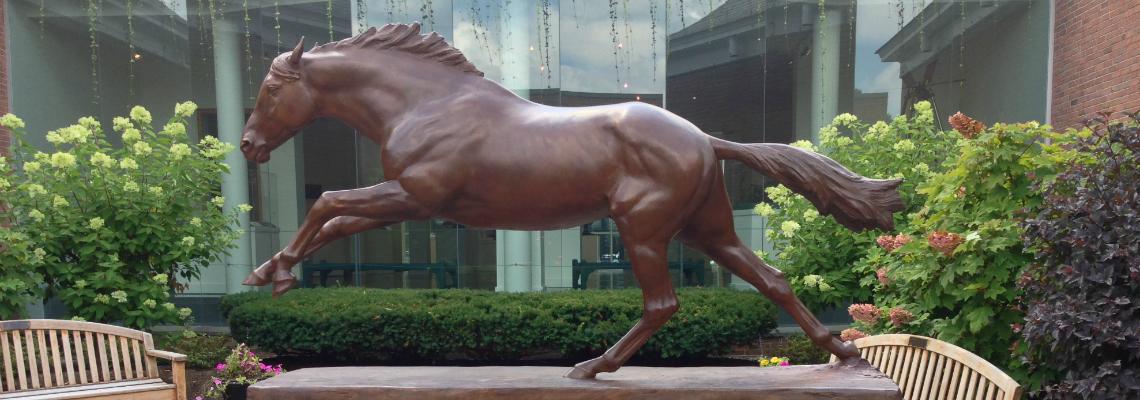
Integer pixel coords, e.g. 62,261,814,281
87,0,101,108
244,0,254,103
38,0,45,38
387,0,396,21
465,1,496,65
847,1,854,69
539,0,554,85
649,0,658,82
608,0,621,90
895,0,904,30
127,0,135,99
678,0,686,29
327,0,335,42
621,0,633,87
420,0,435,31
959,0,966,85
274,1,282,48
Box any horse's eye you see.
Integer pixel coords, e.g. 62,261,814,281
267,85,280,96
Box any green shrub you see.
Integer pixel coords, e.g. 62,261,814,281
0,105,244,328
769,333,830,365
1019,113,1139,399
756,101,960,311
850,114,1077,386
154,331,238,369
225,288,775,362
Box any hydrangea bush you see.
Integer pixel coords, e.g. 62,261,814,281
754,101,960,311
0,103,245,328
850,113,1077,385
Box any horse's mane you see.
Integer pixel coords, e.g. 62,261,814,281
278,22,484,78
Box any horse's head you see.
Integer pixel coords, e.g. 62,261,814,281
241,37,317,163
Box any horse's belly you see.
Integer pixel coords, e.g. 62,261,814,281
439,190,611,231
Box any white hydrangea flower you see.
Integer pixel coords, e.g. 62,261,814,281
802,274,822,287
52,195,70,208
169,143,191,160
790,140,815,152
148,186,164,196
754,203,774,217
190,217,202,227
123,181,140,192
152,274,168,283
110,290,128,303
23,161,41,173
893,139,915,152
50,152,76,169
122,128,142,142
178,307,193,319
94,294,111,304
174,101,198,118
211,196,226,207
831,113,858,127
77,116,100,131
238,204,253,213
70,316,87,322
26,183,46,198
780,220,801,238
112,117,132,132
0,113,26,129
88,217,104,230
162,122,186,137
129,106,152,125
27,209,45,222
143,299,157,308
163,303,176,311
133,142,152,155
119,158,138,170
0,178,9,190
181,236,195,247
802,209,819,222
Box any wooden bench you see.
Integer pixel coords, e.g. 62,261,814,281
831,334,1022,400
0,320,186,400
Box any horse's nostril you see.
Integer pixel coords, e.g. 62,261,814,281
240,139,253,151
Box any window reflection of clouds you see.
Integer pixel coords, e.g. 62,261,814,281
560,0,665,94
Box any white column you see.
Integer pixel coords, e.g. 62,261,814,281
494,1,541,293
810,7,843,143
214,15,252,294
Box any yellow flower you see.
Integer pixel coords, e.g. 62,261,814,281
770,356,781,364
152,274,169,283
129,106,152,124
0,113,26,129
760,359,770,366
174,101,198,118
50,152,77,169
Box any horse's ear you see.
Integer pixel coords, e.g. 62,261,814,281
288,36,305,66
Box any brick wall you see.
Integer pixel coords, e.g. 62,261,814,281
1051,1,1140,129
0,0,9,155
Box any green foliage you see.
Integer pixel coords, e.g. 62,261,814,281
853,118,1077,385
0,104,244,328
1019,113,1140,399
755,101,960,311
202,344,284,400
0,229,45,319
225,288,776,362
768,333,829,365
155,331,238,369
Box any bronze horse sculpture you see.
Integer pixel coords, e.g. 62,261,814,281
240,23,903,379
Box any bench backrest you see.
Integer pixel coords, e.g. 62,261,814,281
0,320,160,393
831,334,1022,400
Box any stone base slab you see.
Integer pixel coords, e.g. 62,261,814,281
248,365,901,400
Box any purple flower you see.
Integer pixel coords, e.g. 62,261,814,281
212,377,222,386
778,360,790,366
215,363,226,371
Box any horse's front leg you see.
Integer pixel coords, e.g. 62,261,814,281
254,181,432,296
242,216,395,287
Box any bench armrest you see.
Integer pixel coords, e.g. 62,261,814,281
147,349,188,362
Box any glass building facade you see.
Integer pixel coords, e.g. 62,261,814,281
6,0,1050,305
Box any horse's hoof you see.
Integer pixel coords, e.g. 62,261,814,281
564,366,597,380
271,274,297,298
833,355,871,369
242,262,274,286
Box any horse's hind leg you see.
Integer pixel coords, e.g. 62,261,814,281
243,216,394,286
679,189,861,364
565,237,676,379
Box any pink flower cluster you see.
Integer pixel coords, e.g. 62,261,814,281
875,268,891,286
840,328,867,342
888,307,913,327
848,304,881,324
927,231,964,257
875,234,912,253
948,112,986,139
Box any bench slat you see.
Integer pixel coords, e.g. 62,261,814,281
106,334,122,381
13,331,29,390
73,331,89,385
93,333,108,383
118,337,134,380
46,331,62,388
59,330,74,386
1,331,13,392
131,339,144,380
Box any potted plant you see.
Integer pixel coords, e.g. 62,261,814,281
199,344,284,400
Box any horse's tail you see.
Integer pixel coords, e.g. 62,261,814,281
709,136,904,232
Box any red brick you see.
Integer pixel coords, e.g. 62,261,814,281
1053,1,1140,128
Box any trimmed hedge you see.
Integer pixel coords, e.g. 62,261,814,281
223,288,775,362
